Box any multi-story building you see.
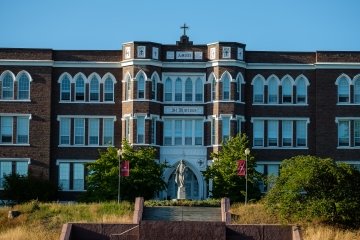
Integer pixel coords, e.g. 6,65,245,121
1,33,360,200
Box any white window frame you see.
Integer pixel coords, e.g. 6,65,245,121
74,118,85,145
1,71,14,100
89,74,100,102
252,75,265,104
1,116,13,144
336,74,351,104
281,76,293,104
253,120,264,147
221,116,231,143
74,74,86,102
295,75,309,104
103,118,114,146
296,120,307,147
59,118,71,145
136,115,145,144
267,76,279,104
88,118,99,145
17,117,29,144
59,73,71,102
338,120,350,147
17,71,31,100
267,120,278,147
282,120,293,147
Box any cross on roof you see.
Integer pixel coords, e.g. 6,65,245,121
181,23,189,36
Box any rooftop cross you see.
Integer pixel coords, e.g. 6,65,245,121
180,23,189,36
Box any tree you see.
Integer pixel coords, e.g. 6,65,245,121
83,140,167,201
203,133,262,202
265,155,360,227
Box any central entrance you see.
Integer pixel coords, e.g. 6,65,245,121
167,167,200,200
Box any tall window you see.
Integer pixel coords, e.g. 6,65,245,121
282,77,292,103
88,119,99,145
2,72,14,99
337,77,350,103
74,118,85,145
137,116,145,144
222,74,230,100
195,120,203,145
18,73,30,100
175,78,182,101
338,120,350,146
282,120,292,147
60,118,70,145
137,75,145,99
253,77,264,103
75,75,85,101
151,74,158,100
354,80,360,103
104,77,114,102
195,78,203,101
59,162,70,190
58,162,87,191
0,161,28,189
212,78,217,101
185,120,192,145
236,74,242,101
296,120,307,147
185,78,192,101
222,117,230,142
165,78,172,101
267,120,278,146
60,75,71,101
73,163,85,190
124,117,130,141
125,74,131,100
253,120,264,146
103,118,114,145
164,120,172,145
1,116,13,143
354,120,360,146
268,77,278,104
174,120,182,145
151,117,157,144
211,118,216,145
17,117,29,144
296,77,307,104
89,75,99,101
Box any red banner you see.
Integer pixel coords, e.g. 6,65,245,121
120,161,130,177
237,160,246,176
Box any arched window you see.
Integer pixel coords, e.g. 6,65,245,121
165,77,172,101
252,75,264,103
282,76,293,103
175,77,182,101
222,73,230,100
104,77,114,102
75,74,85,101
268,76,279,104
60,74,71,101
151,72,159,100
17,72,30,100
195,78,203,101
185,78,192,101
295,76,308,104
354,79,360,103
336,75,350,103
137,74,145,99
212,78,216,101
125,73,131,100
2,71,14,99
236,73,244,101
89,74,100,101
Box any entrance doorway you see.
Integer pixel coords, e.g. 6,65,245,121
167,167,199,200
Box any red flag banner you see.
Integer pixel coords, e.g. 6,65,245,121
120,161,130,177
237,160,246,176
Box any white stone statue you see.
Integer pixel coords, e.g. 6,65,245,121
175,160,187,189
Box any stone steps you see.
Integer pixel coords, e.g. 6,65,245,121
142,206,221,222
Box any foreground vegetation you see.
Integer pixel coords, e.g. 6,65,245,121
0,201,133,240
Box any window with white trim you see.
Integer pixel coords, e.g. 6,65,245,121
174,120,182,145
236,74,242,101
88,119,99,145
18,73,30,100
296,120,307,147
185,78,192,101
211,118,216,145
222,117,230,142
282,120,292,147
74,118,85,145
164,120,172,145
165,78,172,101
354,80,360,103
124,117,130,141
267,120,278,147
137,116,145,143
1,116,13,143
338,120,350,146
268,77,278,104
75,75,85,101
185,120,192,145
175,78,182,101
58,162,87,191
137,75,145,99
195,120,203,145
163,119,204,146
150,117,157,144
282,77,292,103
195,78,203,101
253,77,264,103
212,77,216,101
296,77,307,104
355,120,360,147
151,74,158,100
0,115,30,145
103,118,114,145
222,74,230,100
337,77,350,103
0,160,28,189
60,75,71,101
89,75,100,101
104,77,114,102
125,74,131,100
253,120,264,146
17,117,29,144
2,72,14,99
60,118,70,145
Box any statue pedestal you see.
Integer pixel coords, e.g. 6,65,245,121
177,187,186,200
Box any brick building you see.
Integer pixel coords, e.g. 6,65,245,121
1,33,360,200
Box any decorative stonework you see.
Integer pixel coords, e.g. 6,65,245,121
166,51,175,60
137,46,146,58
164,106,203,115
222,47,231,59
152,47,159,59
125,46,131,59
237,48,244,60
210,48,216,60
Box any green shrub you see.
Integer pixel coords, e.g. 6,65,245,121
265,155,360,227
2,174,59,203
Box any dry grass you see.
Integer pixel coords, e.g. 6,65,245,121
230,202,360,240
0,201,133,240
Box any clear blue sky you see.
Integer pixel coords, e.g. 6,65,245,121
0,0,359,51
